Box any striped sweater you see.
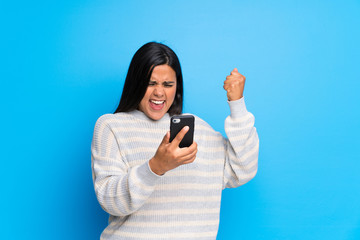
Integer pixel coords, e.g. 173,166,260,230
91,97,259,240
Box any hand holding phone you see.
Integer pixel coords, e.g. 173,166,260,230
149,115,197,175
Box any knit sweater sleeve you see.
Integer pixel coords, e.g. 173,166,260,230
222,97,259,189
91,115,162,216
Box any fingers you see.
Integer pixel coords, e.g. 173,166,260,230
223,71,246,89
179,141,197,155
154,136,197,174
223,79,241,90
187,141,198,153
225,73,245,83
171,126,189,147
231,68,242,76
160,131,170,145
177,142,198,163
182,152,197,164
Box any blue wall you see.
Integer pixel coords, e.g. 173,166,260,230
1,0,359,239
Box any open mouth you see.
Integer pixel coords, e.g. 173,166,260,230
149,99,165,110
150,100,165,105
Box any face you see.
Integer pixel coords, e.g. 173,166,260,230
138,64,177,120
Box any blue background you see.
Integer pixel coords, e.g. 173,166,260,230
1,0,359,239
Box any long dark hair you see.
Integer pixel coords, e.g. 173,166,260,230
114,42,183,115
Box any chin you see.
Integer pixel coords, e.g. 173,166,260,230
140,102,172,120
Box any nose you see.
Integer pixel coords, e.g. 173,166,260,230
153,85,164,97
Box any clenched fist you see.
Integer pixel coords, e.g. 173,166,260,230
223,68,246,101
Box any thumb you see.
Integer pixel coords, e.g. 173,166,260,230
231,68,239,74
160,131,170,145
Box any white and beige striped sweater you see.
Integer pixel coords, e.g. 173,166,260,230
91,98,259,240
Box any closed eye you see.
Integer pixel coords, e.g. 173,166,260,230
148,80,175,87
163,81,175,87
148,81,157,86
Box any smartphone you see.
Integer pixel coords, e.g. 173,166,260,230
170,115,195,148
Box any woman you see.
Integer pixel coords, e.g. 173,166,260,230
91,42,259,239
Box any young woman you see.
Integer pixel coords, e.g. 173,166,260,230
91,42,259,239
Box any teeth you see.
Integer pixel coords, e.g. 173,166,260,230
151,100,165,105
